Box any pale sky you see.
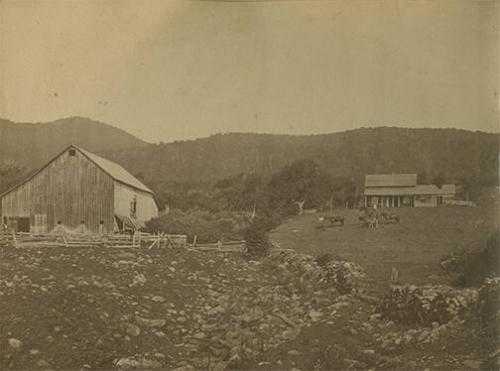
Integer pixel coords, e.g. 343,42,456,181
0,0,498,142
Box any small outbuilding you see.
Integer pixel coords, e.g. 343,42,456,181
0,145,158,233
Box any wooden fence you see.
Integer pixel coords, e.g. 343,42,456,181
0,231,187,249
0,230,245,252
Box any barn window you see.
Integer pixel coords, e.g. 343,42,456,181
100,220,104,225
69,149,76,156
57,221,62,225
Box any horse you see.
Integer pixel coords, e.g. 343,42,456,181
359,214,378,228
365,215,378,228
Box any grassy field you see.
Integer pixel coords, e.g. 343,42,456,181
271,204,498,295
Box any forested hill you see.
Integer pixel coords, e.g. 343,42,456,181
0,117,498,191
0,116,147,166
104,127,498,186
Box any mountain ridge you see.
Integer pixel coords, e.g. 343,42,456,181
1,117,498,193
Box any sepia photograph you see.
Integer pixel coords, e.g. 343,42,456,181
0,0,499,370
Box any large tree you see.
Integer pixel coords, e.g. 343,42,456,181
213,173,266,216
266,159,332,215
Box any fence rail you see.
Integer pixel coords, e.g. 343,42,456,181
0,230,245,252
0,231,188,249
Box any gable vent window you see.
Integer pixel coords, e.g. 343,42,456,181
69,149,76,156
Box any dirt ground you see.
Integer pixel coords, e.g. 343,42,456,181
0,203,498,370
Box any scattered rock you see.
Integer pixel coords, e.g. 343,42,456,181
172,366,195,371
193,332,206,339
130,274,147,287
123,323,141,337
36,359,51,368
151,295,165,303
308,310,322,321
463,360,481,369
136,317,166,328
115,356,162,369
8,338,22,350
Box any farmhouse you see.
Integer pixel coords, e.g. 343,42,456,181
364,173,456,207
0,145,158,233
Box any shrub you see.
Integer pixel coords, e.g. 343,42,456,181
143,209,250,244
243,217,271,257
315,253,333,267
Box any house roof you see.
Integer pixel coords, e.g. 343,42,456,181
74,145,153,194
0,145,153,198
364,184,456,196
365,174,417,188
413,184,456,195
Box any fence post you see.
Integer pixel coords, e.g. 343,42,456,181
12,230,18,248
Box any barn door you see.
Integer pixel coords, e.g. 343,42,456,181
33,214,48,234
16,218,30,232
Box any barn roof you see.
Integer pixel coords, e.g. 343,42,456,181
0,145,154,197
74,146,153,194
365,174,417,188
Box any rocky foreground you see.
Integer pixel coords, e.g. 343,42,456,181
0,244,496,370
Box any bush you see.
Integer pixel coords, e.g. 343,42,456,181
441,232,500,287
143,209,250,244
315,253,333,267
243,217,271,257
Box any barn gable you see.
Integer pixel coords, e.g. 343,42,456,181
1,145,157,233
1,146,115,233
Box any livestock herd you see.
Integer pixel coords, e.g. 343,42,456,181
317,206,400,230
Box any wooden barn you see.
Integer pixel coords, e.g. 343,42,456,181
364,174,455,207
0,145,158,233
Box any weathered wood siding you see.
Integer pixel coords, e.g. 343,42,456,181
1,149,115,233
113,181,158,225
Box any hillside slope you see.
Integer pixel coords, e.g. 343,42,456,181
0,117,147,167
105,127,498,186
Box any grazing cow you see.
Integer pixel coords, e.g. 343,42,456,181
317,215,344,229
327,215,344,226
379,212,400,224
